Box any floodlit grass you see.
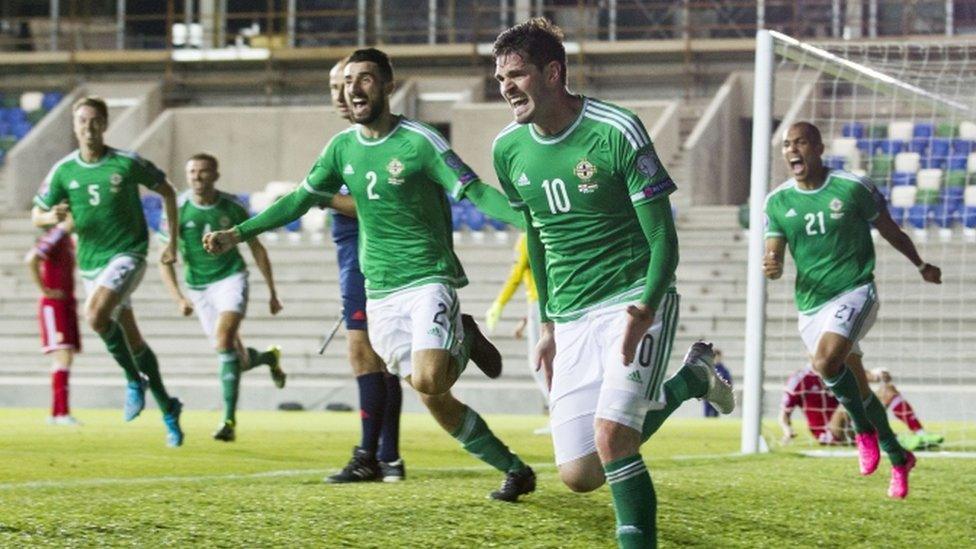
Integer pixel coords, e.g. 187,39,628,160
1,409,973,547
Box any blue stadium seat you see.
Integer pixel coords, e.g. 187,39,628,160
920,157,947,170
0,149,5,165
877,185,892,202
486,217,507,231
909,137,929,155
933,203,960,228
464,202,486,231
908,205,932,229
888,206,908,226
451,203,464,231
843,122,865,138
952,138,975,156
912,123,934,138
284,218,301,232
947,156,968,171
930,138,951,158
141,195,163,232
963,206,976,229
891,172,916,186
12,121,30,139
823,155,847,170
41,92,63,111
856,138,874,155
876,139,907,156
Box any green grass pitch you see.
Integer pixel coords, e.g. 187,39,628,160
1,409,974,547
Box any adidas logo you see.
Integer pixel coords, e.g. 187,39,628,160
68,180,80,190
627,370,642,383
516,173,531,187
185,221,196,228
343,164,355,175
785,208,798,217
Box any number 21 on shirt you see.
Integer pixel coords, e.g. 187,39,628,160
804,211,825,235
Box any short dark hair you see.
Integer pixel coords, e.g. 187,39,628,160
492,17,567,85
346,48,394,84
790,121,823,146
72,96,109,123
188,152,218,171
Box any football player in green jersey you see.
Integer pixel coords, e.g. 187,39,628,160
31,96,184,447
204,48,537,501
158,153,287,442
763,121,942,499
491,19,733,548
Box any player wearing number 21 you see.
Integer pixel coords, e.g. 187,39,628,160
763,121,941,499
491,18,733,549
32,96,184,447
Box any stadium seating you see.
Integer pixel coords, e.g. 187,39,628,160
0,90,63,164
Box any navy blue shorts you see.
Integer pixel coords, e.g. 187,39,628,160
335,233,367,331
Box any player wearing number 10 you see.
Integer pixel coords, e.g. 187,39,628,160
763,121,942,499
491,19,734,548
32,96,184,447
204,48,537,501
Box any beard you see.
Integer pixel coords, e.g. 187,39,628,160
351,96,383,125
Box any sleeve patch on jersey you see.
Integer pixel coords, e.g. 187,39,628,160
457,171,478,186
630,178,676,203
636,152,659,179
444,152,464,170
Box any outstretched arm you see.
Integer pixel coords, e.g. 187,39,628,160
328,194,356,218
463,182,525,228
873,208,941,284
246,237,283,315
204,189,321,254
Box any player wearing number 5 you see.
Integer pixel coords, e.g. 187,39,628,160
492,19,733,548
764,121,941,499
32,96,184,447
203,48,538,502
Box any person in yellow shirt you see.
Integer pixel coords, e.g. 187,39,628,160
485,233,548,402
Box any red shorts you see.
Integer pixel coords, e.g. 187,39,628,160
38,298,80,354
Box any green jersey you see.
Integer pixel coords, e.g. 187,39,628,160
764,169,885,313
293,117,479,298
493,97,677,322
34,147,165,278
160,191,250,289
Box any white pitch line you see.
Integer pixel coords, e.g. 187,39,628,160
801,450,976,459
0,463,558,491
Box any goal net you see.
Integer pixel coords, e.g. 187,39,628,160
743,31,976,456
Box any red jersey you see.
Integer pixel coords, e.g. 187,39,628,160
33,227,75,298
782,367,839,438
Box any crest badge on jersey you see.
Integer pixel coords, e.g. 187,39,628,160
830,198,845,219
219,216,231,228
575,158,599,193
109,173,123,193
387,158,405,185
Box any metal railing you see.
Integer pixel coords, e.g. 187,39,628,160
0,1,969,54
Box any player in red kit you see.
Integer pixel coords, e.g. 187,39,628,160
779,365,942,450
26,205,81,425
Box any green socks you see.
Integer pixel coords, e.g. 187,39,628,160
451,407,525,473
823,367,873,434
245,347,274,372
605,455,657,549
98,321,141,383
218,350,240,424
864,393,907,465
642,364,708,442
133,345,171,410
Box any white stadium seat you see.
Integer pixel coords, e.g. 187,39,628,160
968,152,976,173
966,185,976,207
890,185,917,208
895,152,921,173
264,181,297,200
916,168,943,191
888,121,914,140
248,190,274,213
20,91,43,112
960,121,976,139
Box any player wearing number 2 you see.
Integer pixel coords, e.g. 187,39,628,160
763,121,942,499
203,48,538,501
491,19,733,548
32,96,184,447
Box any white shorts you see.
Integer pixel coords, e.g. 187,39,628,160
550,292,680,465
82,254,146,312
365,283,464,379
186,271,249,342
798,282,878,357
